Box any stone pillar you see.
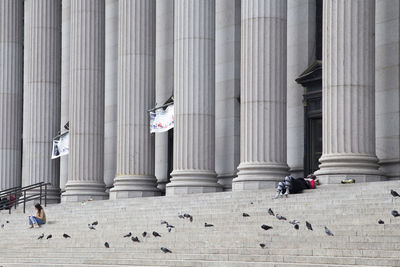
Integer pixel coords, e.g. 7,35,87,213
22,0,61,202
109,0,160,199
215,0,241,191
104,0,118,189
155,0,174,192
60,0,70,192
287,0,316,178
166,0,222,195
62,0,107,201
315,0,382,183
0,0,23,191
232,0,289,191
375,0,400,180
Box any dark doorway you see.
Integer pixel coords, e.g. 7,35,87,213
295,61,322,176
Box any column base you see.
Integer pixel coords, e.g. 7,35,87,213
232,162,289,191
378,159,400,180
217,173,235,191
156,181,168,194
61,181,108,202
109,175,161,199
166,170,223,195
314,154,385,184
26,187,61,204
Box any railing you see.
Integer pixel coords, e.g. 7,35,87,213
0,182,51,214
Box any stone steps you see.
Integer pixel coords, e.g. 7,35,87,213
0,181,400,266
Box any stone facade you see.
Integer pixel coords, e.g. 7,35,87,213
0,0,399,200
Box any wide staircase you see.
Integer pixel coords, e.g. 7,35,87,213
0,181,400,267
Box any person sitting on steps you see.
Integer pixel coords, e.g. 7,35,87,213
273,174,319,199
28,203,46,228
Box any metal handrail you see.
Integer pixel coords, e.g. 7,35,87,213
0,182,51,214
0,182,45,198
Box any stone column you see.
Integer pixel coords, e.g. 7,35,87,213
287,0,316,178
215,0,241,191
60,0,70,192
109,0,160,199
155,0,174,192
166,0,222,195
104,0,118,189
22,0,61,202
0,0,23,191
62,0,107,201
375,0,400,180
232,0,289,191
315,0,382,183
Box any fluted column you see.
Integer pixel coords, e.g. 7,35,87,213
62,0,107,201
109,0,160,199
60,0,70,192
232,0,289,191
104,0,118,189
287,0,316,178
22,0,61,202
166,0,222,195
0,0,23,191
215,0,241,191
155,0,174,193
375,0,400,180
315,0,382,183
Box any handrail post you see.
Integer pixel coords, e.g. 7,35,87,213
14,188,17,210
39,185,42,205
45,184,47,207
23,190,26,213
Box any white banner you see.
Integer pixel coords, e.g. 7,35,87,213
150,104,174,133
51,132,69,159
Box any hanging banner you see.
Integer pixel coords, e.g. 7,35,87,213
51,132,69,159
150,104,174,133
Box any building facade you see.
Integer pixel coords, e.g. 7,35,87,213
0,0,399,201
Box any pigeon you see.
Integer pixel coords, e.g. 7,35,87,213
104,242,110,248
131,236,140,242
378,219,385,224
38,233,44,240
63,233,71,238
153,231,161,237
391,189,400,197
289,220,300,225
0,224,4,228
88,224,96,230
160,220,168,225
46,234,52,239
392,210,400,217
294,224,299,230
261,224,273,231
178,213,185,219
166,224,175,232
142,231,147,237
189,215,193,222
268,208,274,216
250,202,254,205
324,226,334,236
183,213,191,218
259,243,266,249
242,213,250,217
276,214,287,221
161,247,172,253
306,221,313,231
204,223,214,227
166,223,175,229
91,221,98,226
123,232,132,238
5,221,9,224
